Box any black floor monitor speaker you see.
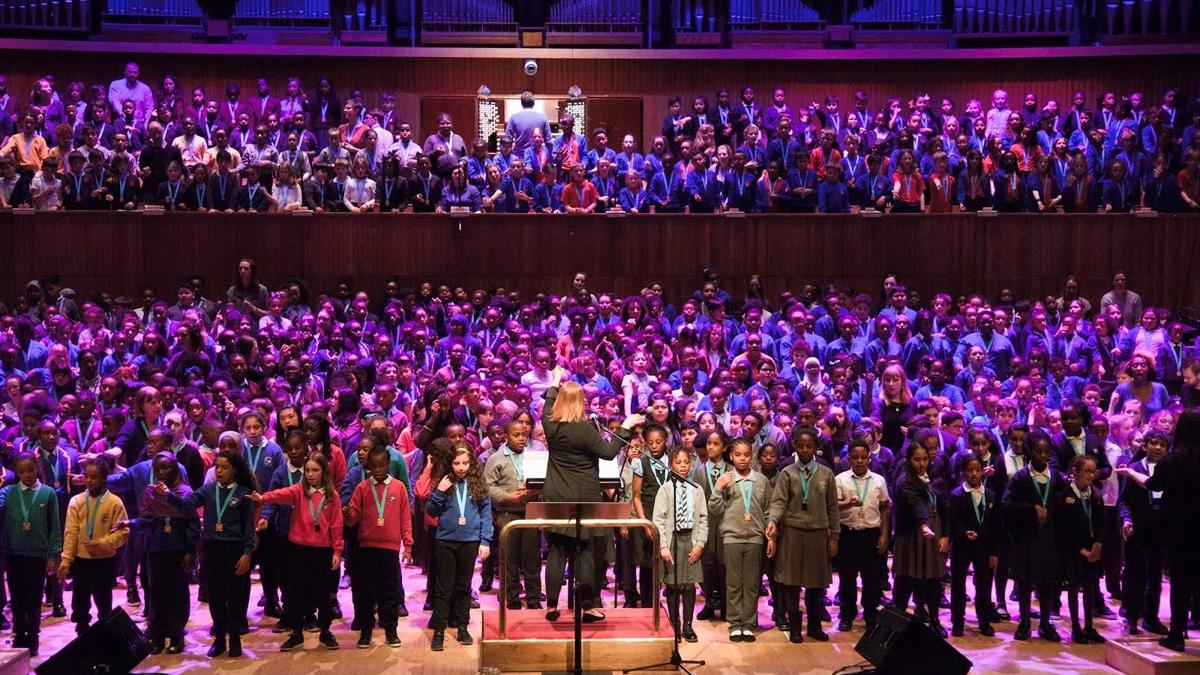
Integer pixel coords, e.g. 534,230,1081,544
853,606,972,675
35,607,150,675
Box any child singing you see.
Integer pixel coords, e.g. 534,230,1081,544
653,446,708,643
0,452,62,657
947,455,999,638
892,433,950,638
126,452,199,655
833,440,890,633
58,456,129,637
1002,431,1067,642
765,427,839,644
344,437,414,650
707,438,771,642
1056,455,1106,644
483,419,541,610
251,452,344,651
426,445,493,651
160,449,258,658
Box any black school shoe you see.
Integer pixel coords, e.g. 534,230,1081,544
1158,634,1186,651
456,627,474,645
280,631,304,652
431,630,445,651
319,631,339,650
681,623,698,642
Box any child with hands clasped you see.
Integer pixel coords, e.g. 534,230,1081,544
249,452,345,652
653,446,708,643
118,452,200,655
58,456,129,637
426,445,493,652
765,427,839,644
707,438,771,642
1055,455,1106,645
947,455,999,638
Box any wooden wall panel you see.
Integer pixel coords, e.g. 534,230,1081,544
3,213,1199,316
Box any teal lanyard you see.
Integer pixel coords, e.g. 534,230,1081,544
927,481,938,511
854,474,871,506
85,491,105,539
139,420,151,438
1075,485,1093,537
214,484,237,527
286,466,300,487
371,479,389,523
17,486,36,524
244,441,262,473
737,477,754,514
454,482,469,524
307,490,326,527
1031,474,1050,507
706,461,726,493
506,448,524,484
972,489,986,524
798,463,814,505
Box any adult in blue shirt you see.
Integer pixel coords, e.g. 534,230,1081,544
504,92,551,155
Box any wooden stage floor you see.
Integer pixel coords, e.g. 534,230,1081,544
16,562,1190,674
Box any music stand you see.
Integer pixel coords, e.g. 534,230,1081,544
529,501,634,675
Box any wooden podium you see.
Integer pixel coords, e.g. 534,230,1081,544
479,502,674,673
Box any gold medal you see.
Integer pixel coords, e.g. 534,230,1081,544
377,517,385,526
215,523,224,533
458,517,467,525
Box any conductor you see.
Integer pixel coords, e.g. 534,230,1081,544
540,379,645,623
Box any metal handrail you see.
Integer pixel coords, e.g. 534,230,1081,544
496,516,660,638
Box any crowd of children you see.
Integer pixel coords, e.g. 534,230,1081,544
0,263,1198,661
2,69,1198,213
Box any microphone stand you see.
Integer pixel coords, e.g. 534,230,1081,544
622,445,705,675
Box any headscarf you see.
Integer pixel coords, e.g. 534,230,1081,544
801,357,828,396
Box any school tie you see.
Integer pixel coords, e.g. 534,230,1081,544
674,483,691,531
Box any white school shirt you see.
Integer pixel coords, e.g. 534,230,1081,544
31,173,60,210
834,469,889,530
344,177,377,208
271,183,302,210
1099,440,1124,506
